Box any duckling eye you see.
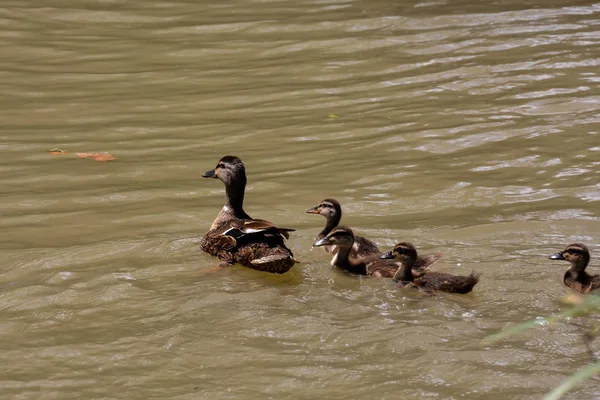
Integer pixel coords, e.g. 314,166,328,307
217,163,225,168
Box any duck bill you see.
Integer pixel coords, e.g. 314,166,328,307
380,250,394,259
548,252,565,260
313,237,331,247
306,206,319,214
202,169,217,178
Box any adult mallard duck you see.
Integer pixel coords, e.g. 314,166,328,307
313,226,407,278
380,242,479,294
199,155,297,274
307,198,441,269
548,243,600,293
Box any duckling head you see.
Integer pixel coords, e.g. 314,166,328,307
380,242,418,265
313,226,354,248
202,155,246,186
548,243,590,270
306,198,341,219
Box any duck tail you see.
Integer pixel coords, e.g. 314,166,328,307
461,271,480,293
276,228,295,239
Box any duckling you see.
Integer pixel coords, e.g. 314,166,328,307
380,242,479,294
307,198,441,270
313,226,404,278
307,199,379,257
548,243,600,293
199,155,297,274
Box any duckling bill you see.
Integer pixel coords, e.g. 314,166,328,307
380,242,479,294
199,155,297,273
548,243,599,293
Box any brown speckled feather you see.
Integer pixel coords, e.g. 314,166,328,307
564,273,600,294
364,257,403,278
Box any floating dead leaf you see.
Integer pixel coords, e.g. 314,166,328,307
48,148,70,155
328,114,339,119
76,152,115,162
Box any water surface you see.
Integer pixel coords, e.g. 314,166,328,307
2,1,600,399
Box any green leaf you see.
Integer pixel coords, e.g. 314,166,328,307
484,295,600,344
544,361,600,400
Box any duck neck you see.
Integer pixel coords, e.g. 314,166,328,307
332,244,368,275
224,174,248,219
332,245,352,267
569,257,589,276
320,211,341,238
393,259,415,282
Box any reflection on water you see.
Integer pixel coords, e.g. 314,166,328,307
1,0,600,399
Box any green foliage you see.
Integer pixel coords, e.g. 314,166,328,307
545,361,600,400
484,295,600,344
485,294,600,399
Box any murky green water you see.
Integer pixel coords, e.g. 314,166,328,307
2,1,600,399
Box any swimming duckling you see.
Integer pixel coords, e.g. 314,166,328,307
548,243,600,293
307,199,380,258
199,155,297,273
313,226,405,278
380,242,479,294
307,198,441,270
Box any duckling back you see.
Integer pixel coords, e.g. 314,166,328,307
413,271,480,294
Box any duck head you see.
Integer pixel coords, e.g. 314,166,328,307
306,199,341,219
549,243,590,271
313,226,355,248
202,155,246,185
380,242,418,265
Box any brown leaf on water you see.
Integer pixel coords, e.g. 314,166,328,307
48,148,70,155
76,152,115,161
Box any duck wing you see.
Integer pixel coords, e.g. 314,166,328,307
412,253,443,273
199,229,238,263
365,258,401,278
223,218,295,240
567,273,600,293
351,235,380,257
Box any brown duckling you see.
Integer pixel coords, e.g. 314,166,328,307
199,155,297,274
313,226,404,278
307,198,441,270
381,242,479,294
548,243,600,293
307,198,379,258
